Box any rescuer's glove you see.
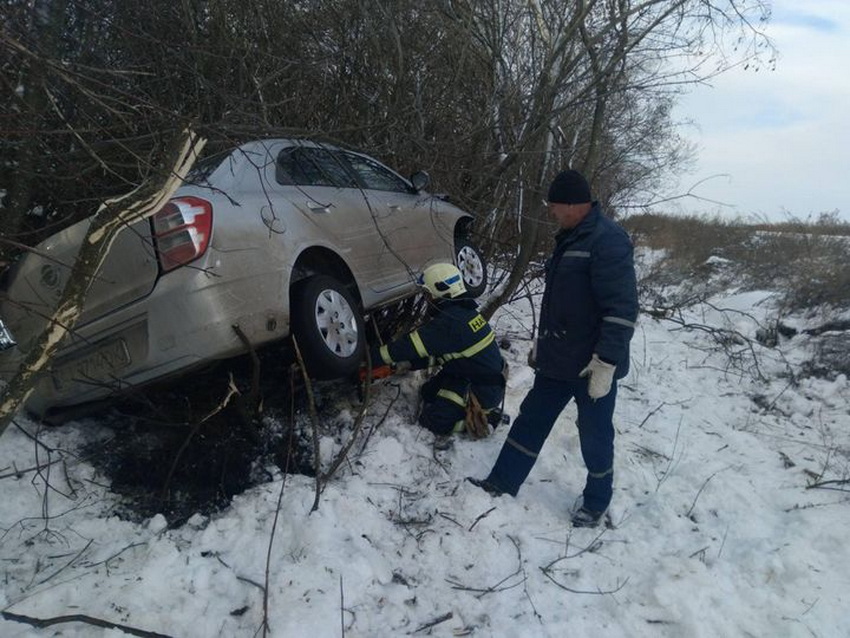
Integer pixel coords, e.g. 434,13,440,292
358,364,394,383
579,354,616,400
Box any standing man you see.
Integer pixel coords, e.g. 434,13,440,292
368,263,506,448
468,169,638,527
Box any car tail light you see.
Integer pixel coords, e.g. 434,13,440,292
151,197,213,272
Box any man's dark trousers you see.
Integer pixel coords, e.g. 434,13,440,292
486,374,616,512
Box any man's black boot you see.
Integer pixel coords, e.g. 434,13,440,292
466,477,507,497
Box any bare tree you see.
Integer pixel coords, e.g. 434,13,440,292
1,0,772,425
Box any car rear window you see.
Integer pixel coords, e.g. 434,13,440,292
186,152,230,183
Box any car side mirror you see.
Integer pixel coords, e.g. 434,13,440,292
410,171,430,192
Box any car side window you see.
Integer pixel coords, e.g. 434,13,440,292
276,147,357,188
343,152,412,193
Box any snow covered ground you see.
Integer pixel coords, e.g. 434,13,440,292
2,278,849,637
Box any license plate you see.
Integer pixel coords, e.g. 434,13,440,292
53,339,131,390
0,318,16,351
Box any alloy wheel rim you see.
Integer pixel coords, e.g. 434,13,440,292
457,246,484,287
315,289,359,357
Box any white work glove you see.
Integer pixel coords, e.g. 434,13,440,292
579,354,616,400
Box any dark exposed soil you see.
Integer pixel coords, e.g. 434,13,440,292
83,410,268,525
81,353,360,526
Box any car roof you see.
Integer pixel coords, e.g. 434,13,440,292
236,138,342,154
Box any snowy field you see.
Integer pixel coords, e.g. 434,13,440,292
2,279,849,637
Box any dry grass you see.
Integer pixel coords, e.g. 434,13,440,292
623,212,850,312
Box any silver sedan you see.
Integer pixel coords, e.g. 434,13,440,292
0,139,487,420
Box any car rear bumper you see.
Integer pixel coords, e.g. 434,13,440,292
4,254,289,417
0,318,16,351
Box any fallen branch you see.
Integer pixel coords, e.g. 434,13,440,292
447,535,526,599
539,529,629,595
539,570,630,595
412,611,453,633
806,478,850,492
85,542,146,569
542,528,608,568
0,458,63,480
36,539,93,586
468,506,496,532
1,611,174,637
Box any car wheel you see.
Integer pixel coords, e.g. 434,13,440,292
290,275,366,379
455,238,488,298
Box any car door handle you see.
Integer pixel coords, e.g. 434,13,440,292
307,202,331,213
387,204,401,211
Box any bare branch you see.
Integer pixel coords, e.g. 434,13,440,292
1,611,174,638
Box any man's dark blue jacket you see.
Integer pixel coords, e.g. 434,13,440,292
536,203,638,380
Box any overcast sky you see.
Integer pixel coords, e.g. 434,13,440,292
667,0,850,222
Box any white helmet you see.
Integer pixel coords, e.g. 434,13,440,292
418,263,467,299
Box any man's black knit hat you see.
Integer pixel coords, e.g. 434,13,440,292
547,169,591,204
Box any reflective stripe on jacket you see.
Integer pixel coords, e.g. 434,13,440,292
371,298,505,386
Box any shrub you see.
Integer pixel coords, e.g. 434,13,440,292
623,213,850,312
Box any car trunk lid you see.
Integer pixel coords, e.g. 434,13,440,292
0,216,160,355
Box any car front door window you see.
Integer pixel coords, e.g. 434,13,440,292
344,154,411,193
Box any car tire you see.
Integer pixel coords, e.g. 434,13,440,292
290,275,366,379
455,238,488,298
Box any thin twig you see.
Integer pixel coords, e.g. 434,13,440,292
0,458,63,480
339,575,345,638
357,385,401,456
437,511,464,528
320,349,373,482
237,575,265,591
637,402,667,429
717,525,729,559
232,323,261,417
291,336,322,512
160,376,239,501
447,536,526,599
36,539,93,586
87,543,145,569
539,570,630,595
412,612,453,633
261,367,298,637
807,478,850,490
686,470,722,518
507,534,542,623
468,506,496,531
542,528,608,568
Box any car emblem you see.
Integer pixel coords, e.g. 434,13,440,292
40,264,61,289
